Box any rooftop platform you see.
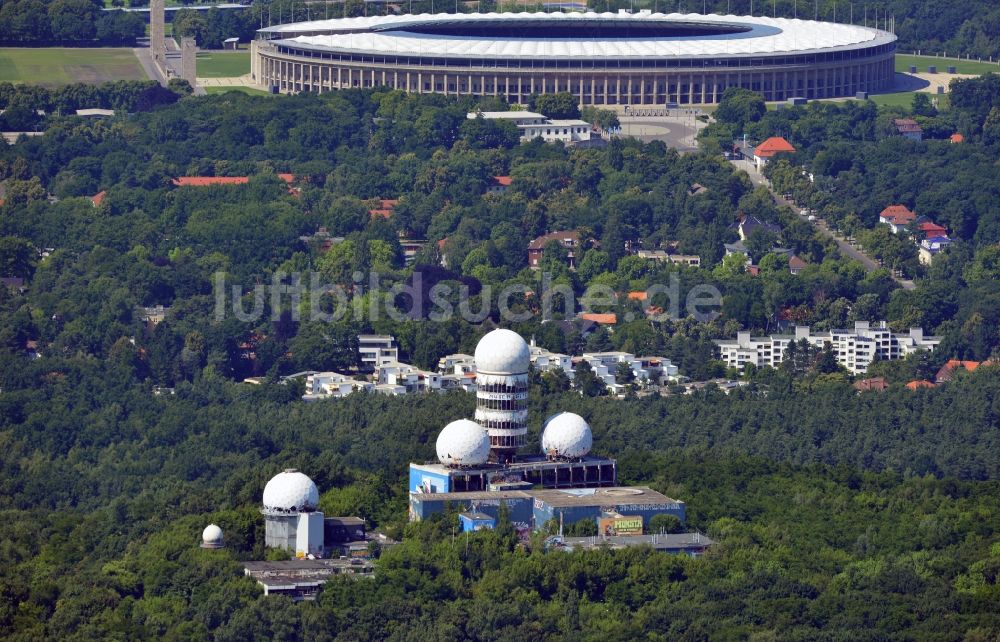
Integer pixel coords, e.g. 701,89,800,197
410,454,617,493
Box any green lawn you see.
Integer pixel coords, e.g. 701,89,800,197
204,86,270,96
867,91,950,110
0,47,147,85
196,51,250,78
895,54,1000,75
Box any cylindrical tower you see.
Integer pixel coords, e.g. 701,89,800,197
473,329,530,463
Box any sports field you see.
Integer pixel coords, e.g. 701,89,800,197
197,51,251,78
895,54,1000,75
0,48,147,85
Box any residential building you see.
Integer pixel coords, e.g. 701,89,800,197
90,191,106,207
732,213,781,241
919,236,952,265
528,230,581,268
893,118,923,141
528,339,574,379
302,372,374,401
487,176,512,194
376,360,442,393
916,221,947,239
788,255,807,274
138,304,170,326
358,335,398,370
878,204,917,234
368,198,398,220
714,321,941,375
905,380,935,390
752,136,796,170
581,351,679,393
935,359,987,383
853,377,888,392
950,133,964,144
467,111,592,143
579,312,617,325
437,353,476,375
635,249,701,267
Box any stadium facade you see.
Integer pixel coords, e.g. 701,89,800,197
251,12,896,105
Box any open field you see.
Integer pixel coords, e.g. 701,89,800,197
204,86,270,96
0,48,147,85
895,54,1000,75
196,51,250,78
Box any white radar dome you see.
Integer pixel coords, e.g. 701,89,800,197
201,524,224,549
474,328,530,374
262,469,320,513
436,419,491,467
541,412,593,459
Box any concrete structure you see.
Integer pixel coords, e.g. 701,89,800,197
150,0,166,73
252,13,896,105
715,321,941,374
242,559,373,599
554,532,712,556
181,37,198,87
302,371,373,400
409,490,536,527
261,469,324,554
474,329,530,461
468,111,591,143
459,511,496,532
409,454,617,494
530,486,685,531
358,334,398,370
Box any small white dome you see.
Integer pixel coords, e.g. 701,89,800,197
474,328,530,374
201,524,224,548
541,412,593,459
262,469,319,512
436,419,491,466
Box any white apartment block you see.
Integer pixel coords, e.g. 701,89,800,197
714,321,941,375
302,371,374,401
358,334,398,370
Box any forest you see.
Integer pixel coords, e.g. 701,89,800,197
1,68,999,638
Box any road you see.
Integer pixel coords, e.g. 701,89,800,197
730,158,916,290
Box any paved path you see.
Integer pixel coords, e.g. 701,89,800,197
730,158,916,290
617,111,706,151
133,47,167,86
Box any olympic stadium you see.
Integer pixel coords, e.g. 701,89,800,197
251,11,897,105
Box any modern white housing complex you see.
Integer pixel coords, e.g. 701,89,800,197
358,335,398,370
714,321,941,374
377,361,442,393
302,372,374,400
529,340,575,379
468,111,592,143
581,352,680,393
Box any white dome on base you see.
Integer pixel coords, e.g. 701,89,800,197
474,328,530,374
201,523,224,549
436,419,491,467
262,469,320,513
541,412,593,459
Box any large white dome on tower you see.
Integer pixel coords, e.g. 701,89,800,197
541,412,593,459
474,328,530,374
262,469,319,513
436,419,491,467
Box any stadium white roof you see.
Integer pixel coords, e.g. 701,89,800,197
258,12,895,60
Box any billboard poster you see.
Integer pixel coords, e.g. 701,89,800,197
599,516,643,536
